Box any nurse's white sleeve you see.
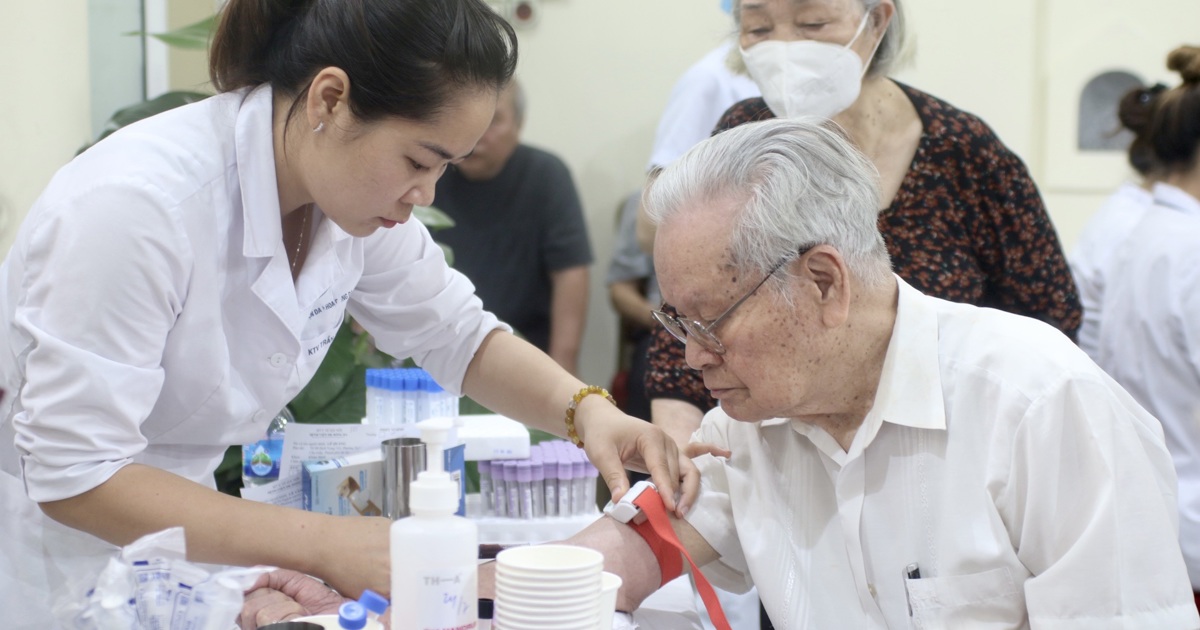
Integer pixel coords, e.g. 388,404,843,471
347,219,507,396
12,183,185,503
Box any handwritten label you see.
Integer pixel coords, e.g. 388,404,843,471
418,566,477,629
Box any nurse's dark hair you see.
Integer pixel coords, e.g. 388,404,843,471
1139,45,1200,175
1117,83,1167,176
208,0,517,124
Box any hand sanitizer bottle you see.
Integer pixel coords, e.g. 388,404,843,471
390,418,478,630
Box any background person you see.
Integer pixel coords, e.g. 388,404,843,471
500,117,1197,629
643,0,1083,446
0,1,695,625
1070,82,1166,359
434,80,592,375
1095,45,1200,607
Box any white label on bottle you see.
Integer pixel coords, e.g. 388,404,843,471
418,566,477,630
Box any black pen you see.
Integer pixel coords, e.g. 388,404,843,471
904,563,920,616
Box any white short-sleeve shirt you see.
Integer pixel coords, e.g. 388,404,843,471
685,277,1197,629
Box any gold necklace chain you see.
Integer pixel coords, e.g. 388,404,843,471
291,204,311,274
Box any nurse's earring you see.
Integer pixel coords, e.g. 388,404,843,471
313,121,325,133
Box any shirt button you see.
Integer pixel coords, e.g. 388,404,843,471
269,353,288,368
868,583,877,598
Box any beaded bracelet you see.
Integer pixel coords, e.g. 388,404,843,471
565,385,616,449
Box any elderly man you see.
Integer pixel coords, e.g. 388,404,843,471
434,80,592,375
521,118,1199,628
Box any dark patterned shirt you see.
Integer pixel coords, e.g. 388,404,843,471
645,82,1082,410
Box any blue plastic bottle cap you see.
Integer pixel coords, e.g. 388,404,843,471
358,589,389,615
338,601,367,630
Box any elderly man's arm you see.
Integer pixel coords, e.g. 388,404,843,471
481,513,719,612
651,398,705,451
548,265,589,375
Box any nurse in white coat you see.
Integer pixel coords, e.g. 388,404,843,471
1069,82,1165,360
1096,45,1200,602
0,0,699,625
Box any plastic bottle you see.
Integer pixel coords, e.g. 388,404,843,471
390,418,479,630
241,406,294,486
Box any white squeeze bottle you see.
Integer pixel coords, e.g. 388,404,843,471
391,417,478,630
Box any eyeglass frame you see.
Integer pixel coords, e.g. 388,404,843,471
651,244,815,356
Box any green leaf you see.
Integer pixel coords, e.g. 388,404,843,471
413,205,455,231
126,15,218,50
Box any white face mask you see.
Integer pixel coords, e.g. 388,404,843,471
740,13,879,119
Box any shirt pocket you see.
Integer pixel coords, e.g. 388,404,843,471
907,566,1027,629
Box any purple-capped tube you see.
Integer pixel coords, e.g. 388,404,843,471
504,460,520,519
478,460,494,517
492,459,508,518
571,449,587,516
557,444,574,517
530,447,545,519
584,456,598,514
517,460,533,519
541,445,558,517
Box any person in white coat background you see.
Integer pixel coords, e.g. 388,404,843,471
1069,81,1166,359
1096,44,1200,610
0,0,698,625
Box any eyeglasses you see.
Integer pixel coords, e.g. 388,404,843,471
652,245,814,355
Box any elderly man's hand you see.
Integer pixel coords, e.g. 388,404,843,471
240,569,346,629
576,398,700,517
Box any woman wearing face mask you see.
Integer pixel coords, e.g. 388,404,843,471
642,0,1082,456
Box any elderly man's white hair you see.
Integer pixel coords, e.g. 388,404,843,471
644,117,893,289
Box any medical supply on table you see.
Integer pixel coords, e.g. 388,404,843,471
62,527,274,630
242,406,295,486
467,441,601,544
302,449,384,516
365,368,458,426
381,436,426,519
292,590,389,630
390,418,478,630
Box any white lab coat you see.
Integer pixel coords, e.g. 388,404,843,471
1068,181,1153,360
0,85,503,626
1097,182,1200,590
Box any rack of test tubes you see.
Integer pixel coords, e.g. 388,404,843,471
467,440,601,544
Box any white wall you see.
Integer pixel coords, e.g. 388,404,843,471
0,2,92,255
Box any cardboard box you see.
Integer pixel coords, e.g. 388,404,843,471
302,450,384,516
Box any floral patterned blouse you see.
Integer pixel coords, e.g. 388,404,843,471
645,82,1082,410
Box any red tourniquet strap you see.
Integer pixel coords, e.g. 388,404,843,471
631,490,732,630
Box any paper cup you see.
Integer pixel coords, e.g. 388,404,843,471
496,544,604,574
594,571,622,630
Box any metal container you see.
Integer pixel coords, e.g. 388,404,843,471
381,436,426,519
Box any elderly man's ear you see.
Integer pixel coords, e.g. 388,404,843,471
794,245,853,328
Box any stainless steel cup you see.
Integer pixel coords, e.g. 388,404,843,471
382,437,425,519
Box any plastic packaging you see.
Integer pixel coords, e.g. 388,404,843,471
390,418,478,630
242,406,294,486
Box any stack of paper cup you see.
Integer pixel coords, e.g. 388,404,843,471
495,544,605,630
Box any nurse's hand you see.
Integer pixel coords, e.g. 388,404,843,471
240,569,345,629
574,397,700,518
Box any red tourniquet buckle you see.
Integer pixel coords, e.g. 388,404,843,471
604,481,731,630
